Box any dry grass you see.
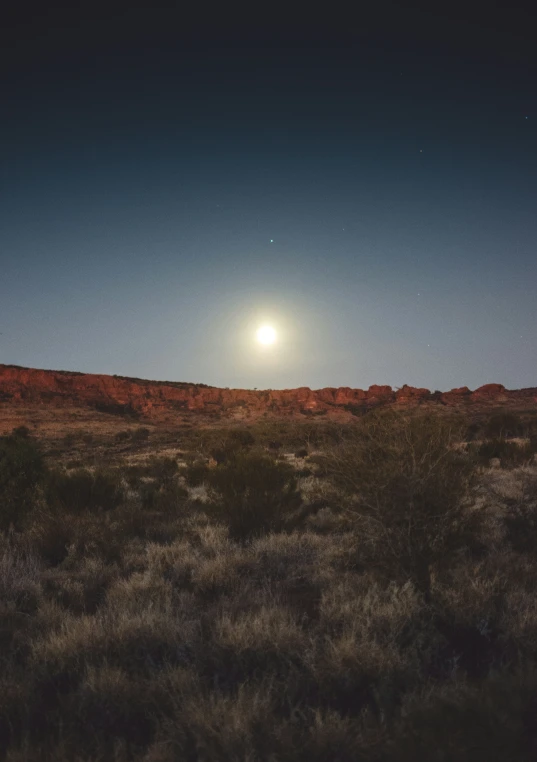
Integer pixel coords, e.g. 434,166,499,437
2,417,537,760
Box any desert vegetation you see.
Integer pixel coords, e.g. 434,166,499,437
1,412,537,760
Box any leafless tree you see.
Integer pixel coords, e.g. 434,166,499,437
321,410,482,601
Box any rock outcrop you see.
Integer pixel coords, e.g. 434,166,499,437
0,364,536,423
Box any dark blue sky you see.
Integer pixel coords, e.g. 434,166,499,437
1,4,536,390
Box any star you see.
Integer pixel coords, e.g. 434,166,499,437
270,239,274,243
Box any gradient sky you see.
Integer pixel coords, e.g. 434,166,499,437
1,4,536,391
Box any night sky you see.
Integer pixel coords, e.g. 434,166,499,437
1,4,536,391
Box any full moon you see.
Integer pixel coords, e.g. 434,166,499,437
256,325,277,345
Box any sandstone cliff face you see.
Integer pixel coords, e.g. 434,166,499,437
0,364,536,422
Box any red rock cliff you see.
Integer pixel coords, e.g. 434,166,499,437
0,364,536,422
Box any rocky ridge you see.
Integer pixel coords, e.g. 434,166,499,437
1,364,536,423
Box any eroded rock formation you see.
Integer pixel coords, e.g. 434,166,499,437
1,364,535,423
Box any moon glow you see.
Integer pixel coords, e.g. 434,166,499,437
256,325,277,345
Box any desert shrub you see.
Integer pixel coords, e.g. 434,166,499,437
32,598,198,681
122,459,182,487
47,468,124,514
146,456,179,483
29,512,123,565
484,412,523,440
289,708,382,762
493,470,537,555
11,425,31,439
206,429,257,466
131,427,150,442
120,464,147,488
389,668,537,761
465,421,481,441
207,452,302,542
184,460,210,487
210,442,238,465
205,438,234,465
202,604,309,689
113,502,153,542
320,411,483,600
228,429,256,447
41,557,118,615
306,507,345,534
307,452,330,476
0,428,46,531
141,482,189,513
239,532,329,618
150,674,285,761
427,554,528,680
144,530,228,591
25,509,76,566
62,433,76,448
65,458,84,470
478,438,534,467
72,517,125,563
68,665,158,753
310,579,432,720
0,540,42,614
